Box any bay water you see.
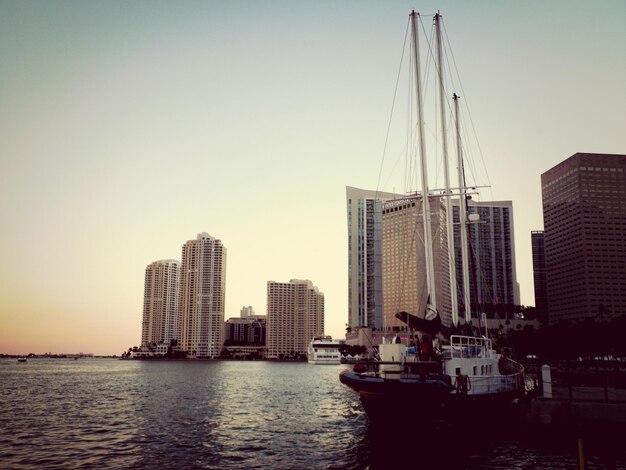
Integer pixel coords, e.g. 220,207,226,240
1,358,623,469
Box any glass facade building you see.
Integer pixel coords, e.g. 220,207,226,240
531,231,548,316
541,153,626,324
451,200,518,316
346,186,400,330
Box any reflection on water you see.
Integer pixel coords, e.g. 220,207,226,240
1,359,624,469
1,360,367,469
355,404,626,470
128,361,369,469
0,360,142,468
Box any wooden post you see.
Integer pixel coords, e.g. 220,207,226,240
577,437,586,470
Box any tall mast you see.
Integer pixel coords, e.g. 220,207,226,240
454,93,471,322
410,11,437,314
434,12,458,326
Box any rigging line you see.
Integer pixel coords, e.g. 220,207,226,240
415,201,428,317
480,210,501,307
405,51,415,194
436,22,456,123
389,198,417,326
405,17,422,194
400,202,420,320
441,18,492,191
454,101,482,198
460,113,496,205
442,52,480,191
420,16,436,123
449,76,490,202
381,142,409,191
376,18,410,198
441,39,480,193
422,18,435,95
420,16,453,192
421,19,451,196
405,18,434,193
393,198,418,318
460,113,495,204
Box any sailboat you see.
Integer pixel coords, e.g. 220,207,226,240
339,11,525,420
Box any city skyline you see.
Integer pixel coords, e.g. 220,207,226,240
1,1,625,355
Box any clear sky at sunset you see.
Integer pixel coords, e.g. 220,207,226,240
1,0,624,355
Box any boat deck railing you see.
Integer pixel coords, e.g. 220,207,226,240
353,358,445,378
443,335,493,359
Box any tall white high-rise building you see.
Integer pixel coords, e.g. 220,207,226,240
266,279,324,359
179,232,226,358
346,186,401,330
142,259,180,346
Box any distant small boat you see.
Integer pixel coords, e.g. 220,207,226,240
17,357,27,363
307,336,342,364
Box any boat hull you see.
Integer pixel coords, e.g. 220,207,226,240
340,369,453,396
308,359,341,365
340,369,454,420
340,369,454,410
340,367,524,421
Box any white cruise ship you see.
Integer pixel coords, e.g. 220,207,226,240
307,336,342,364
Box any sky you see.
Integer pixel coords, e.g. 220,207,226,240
1,0,624,355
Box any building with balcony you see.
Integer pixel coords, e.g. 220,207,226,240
141,259,180,347
179,232,226,358
266,279,324,359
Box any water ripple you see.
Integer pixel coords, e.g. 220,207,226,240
1,359,625,469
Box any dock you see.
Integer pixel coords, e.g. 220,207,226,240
525,364,626,426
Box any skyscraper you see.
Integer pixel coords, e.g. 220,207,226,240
141,259,180,347
380,196,516,329
531,231,548,316
266,279,324,359
346,186,401,330
381,195,451,329
542,153,626,324
179,232,227,358
451,200,518,314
